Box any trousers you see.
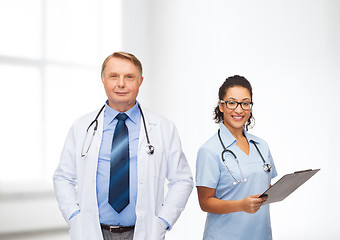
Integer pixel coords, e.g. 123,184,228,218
102,228,134,240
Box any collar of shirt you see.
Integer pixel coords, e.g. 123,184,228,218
219,123,259,148
104,100,140,126
243,128,259,144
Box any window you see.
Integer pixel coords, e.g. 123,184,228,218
0,0,122,191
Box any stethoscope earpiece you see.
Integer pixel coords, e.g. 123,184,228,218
233,178,247,185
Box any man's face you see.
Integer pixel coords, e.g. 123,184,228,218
101,57,143,112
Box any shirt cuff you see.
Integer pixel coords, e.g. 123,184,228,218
68,210,80,220
158,217,171,230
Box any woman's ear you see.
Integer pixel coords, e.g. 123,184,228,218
218,101,224,113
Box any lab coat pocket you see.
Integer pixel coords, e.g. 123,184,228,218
68,213,83,240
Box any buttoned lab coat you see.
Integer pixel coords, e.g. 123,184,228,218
53,105,194,240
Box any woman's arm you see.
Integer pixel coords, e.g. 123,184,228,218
197,186,267,214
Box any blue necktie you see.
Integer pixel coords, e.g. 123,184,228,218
108,113,130,213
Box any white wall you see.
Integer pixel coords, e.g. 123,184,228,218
1,0,339,239
0,0,120,238
121,0,340,239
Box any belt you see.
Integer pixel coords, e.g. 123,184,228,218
100,223,135,233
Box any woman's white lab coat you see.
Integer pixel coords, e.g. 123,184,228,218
53,105,194,240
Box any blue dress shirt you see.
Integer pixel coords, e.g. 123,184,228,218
69,101,170,229
96,101,141,226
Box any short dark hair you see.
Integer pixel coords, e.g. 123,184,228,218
213,75,255,130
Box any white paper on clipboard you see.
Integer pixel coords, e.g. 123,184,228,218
260,169,320,204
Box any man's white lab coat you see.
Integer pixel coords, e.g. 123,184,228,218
53,105,193,240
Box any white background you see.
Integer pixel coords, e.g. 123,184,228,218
129,1,340,239
0,0,339,239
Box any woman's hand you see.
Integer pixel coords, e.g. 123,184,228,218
197,187,268,214
241,194,267,214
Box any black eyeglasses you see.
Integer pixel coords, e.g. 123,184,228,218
220,100,253,110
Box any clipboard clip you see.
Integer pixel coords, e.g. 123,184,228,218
294,169,313,174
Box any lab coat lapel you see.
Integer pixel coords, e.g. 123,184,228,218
79,106,105,214
86,106,104,162
138,107,155,150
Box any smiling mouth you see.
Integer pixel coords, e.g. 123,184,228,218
232,116,244,120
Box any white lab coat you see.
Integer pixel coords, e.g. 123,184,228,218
53,105,194,240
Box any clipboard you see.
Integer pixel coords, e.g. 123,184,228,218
260,169,320,204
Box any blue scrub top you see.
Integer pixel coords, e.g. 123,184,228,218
196,124,277,240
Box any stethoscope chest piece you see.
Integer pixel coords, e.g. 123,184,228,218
263,163,272,173
146,144,155,155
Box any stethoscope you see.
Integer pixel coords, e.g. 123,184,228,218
81,104,155,157
217,129,271,185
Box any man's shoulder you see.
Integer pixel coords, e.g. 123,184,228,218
68,108,103,133
141,106,173,126
74,109,100,123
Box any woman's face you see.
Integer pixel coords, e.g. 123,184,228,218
218,86,252,132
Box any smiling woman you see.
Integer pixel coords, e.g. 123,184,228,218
219,86,252,136
196,75,277,240
214,75,255,131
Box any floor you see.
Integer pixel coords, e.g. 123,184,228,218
0,229,69,240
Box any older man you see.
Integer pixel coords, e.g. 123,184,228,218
53,52,193,240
